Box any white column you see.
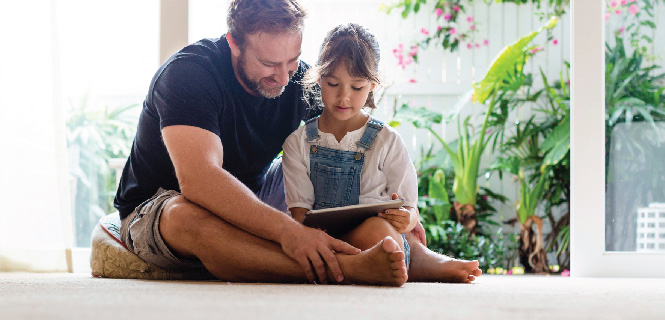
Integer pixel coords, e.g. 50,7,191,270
160,0,189,64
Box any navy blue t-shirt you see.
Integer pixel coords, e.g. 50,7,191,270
114,35,318,219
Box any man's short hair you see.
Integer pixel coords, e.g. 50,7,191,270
227,0,307,48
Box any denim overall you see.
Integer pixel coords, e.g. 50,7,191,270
305,117,410,270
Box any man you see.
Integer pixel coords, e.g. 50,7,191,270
113,0,408,286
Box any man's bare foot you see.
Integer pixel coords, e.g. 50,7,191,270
335,236,408,287
406,234,482,283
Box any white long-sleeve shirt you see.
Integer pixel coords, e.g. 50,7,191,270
282,116,418,210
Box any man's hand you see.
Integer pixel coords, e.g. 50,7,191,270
279,222,360,284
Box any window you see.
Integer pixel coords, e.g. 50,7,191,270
58,0,159,247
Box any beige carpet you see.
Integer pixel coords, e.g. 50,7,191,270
1,273,665,319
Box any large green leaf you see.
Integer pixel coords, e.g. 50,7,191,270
428,169,451,222
391,103,443,128
541,117,570,166
472,16,558,104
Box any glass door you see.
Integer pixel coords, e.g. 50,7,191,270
571,0,665,277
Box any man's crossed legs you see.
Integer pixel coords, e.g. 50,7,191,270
120,189,408,286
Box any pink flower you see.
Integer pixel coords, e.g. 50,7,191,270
452,5,460,12
449,28,457,35
475,43,480,48
397,56,405,69
620,0,627,5
467,43,472,49
421,27,429,35
615,9,622,14
629,4,639,14
467,16,474,23
435,8,443,17
618,27,625,33
530,46,544,54
605,13,611,21
409,78,417,83
437,25,443,32
444,13,452,21
409,45,418,56
561,269,570,277
470,24,475,31
552,39,559,45
567,79,571,86
609,0,618,8
483,39,489,46
507,269,513,275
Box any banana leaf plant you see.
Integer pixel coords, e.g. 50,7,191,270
489,75,570,271
449,16,559,233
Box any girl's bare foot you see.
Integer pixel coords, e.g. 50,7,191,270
406,233,482,283
335,236,408,286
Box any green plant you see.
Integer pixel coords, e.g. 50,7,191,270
392,17,557,237
489,66,571,270
66,98,138,247
415,167,512,270
605,36,665,128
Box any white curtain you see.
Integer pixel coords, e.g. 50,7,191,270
0,1,73,272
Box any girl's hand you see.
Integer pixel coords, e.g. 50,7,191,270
412,221,427,246
379,207,412,233
289,207,309,224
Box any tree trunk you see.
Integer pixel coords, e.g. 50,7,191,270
518,215,549,273
454,201,477,235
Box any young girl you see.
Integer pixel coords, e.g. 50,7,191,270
282,23,482,283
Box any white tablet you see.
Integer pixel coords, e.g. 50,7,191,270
302,199,404,235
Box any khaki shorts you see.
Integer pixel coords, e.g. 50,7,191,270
119,157,286,272
119,188,208,272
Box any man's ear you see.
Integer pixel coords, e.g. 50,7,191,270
227,32,240,57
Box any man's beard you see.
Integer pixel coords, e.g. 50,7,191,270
237,54,288,99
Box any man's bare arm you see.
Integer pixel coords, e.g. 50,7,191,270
161,125,360,283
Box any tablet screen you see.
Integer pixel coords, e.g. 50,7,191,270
302,199,404,235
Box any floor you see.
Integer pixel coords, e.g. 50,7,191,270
1,273,665,319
